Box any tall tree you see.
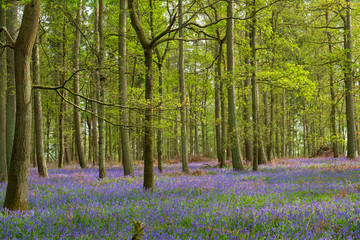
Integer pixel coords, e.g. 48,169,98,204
32,35,48,178
179,0,190,173
343,0,356,159
128,0,178,189
325,9,338,158
227,0,244,171
244,0,253,164
98,0,106,178
119,0,134,176
6,0,17,174
3,0,40,211
73,0,87,168
0,2,7,182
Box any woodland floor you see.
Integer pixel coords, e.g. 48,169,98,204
1,157,360,239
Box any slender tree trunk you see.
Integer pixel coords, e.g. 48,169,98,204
109,123,113,162
326,10,338,158
244,1,253,164
269,88,274,159
91,3,99,166
282,89,286,158
0,4,7,182
32,35,48,178
58,94,64,168
221,81,227,162
157,65,163,172
143,48,155,189
46,104,50,162
344,0,356,159
227,0,243,171
214,44,224,167
61,17,72,165
119,0,134,175
87,116,93,163
201,91,207,155
98,0,106,178
3,0,40,212
73,0,87,168
250,0,260,170
6,1,17,174
179,0,189,173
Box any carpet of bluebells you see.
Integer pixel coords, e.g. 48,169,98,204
1,158,360,239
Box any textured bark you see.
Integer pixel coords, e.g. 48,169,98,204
32,35,48,178
128,0,154,189
92,3,99,166
326,10,338,158
227,0,243,171
119,0,134,176
215,44,225,167
244,3,253,164
157,65,163,172
179,0,190,173
62,18,72,165
344,0,356,159
0,4,7,182
6,1,17,174
143,48,154,189
98,0,106,178
73,0,87,168
249,0,259,170
3,0,40,211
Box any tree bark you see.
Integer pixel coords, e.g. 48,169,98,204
179,0,190,173
326,9,338,158
62,17,72,165
244,1,253,164
3,0,40,212
6,0,17,174
32,34,48,178
214,44,224,167
249,0,260,170
0,4,7,182
157,65,163,172
119,0,134,176
344,0,356,159
98,0,106,178
227,0,243,171
73,0,87,168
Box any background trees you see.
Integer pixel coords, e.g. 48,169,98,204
2,0,360,209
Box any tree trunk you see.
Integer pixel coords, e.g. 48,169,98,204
250,0,260,170
32,35,48,178
109,123,113,162
119,0,134,175
344,0,356,159
0,4,7,182
62,17,72,165
143,48,154,189
282,89,286,158
98,0,106,178
73,0,87,168
157,65,163,172
244,2,253,164
214,44,224,167
3,0,40,212
6,0,17,174
227,0,243,171
178,0,190,173
91,2,98,166
326,9,338,158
